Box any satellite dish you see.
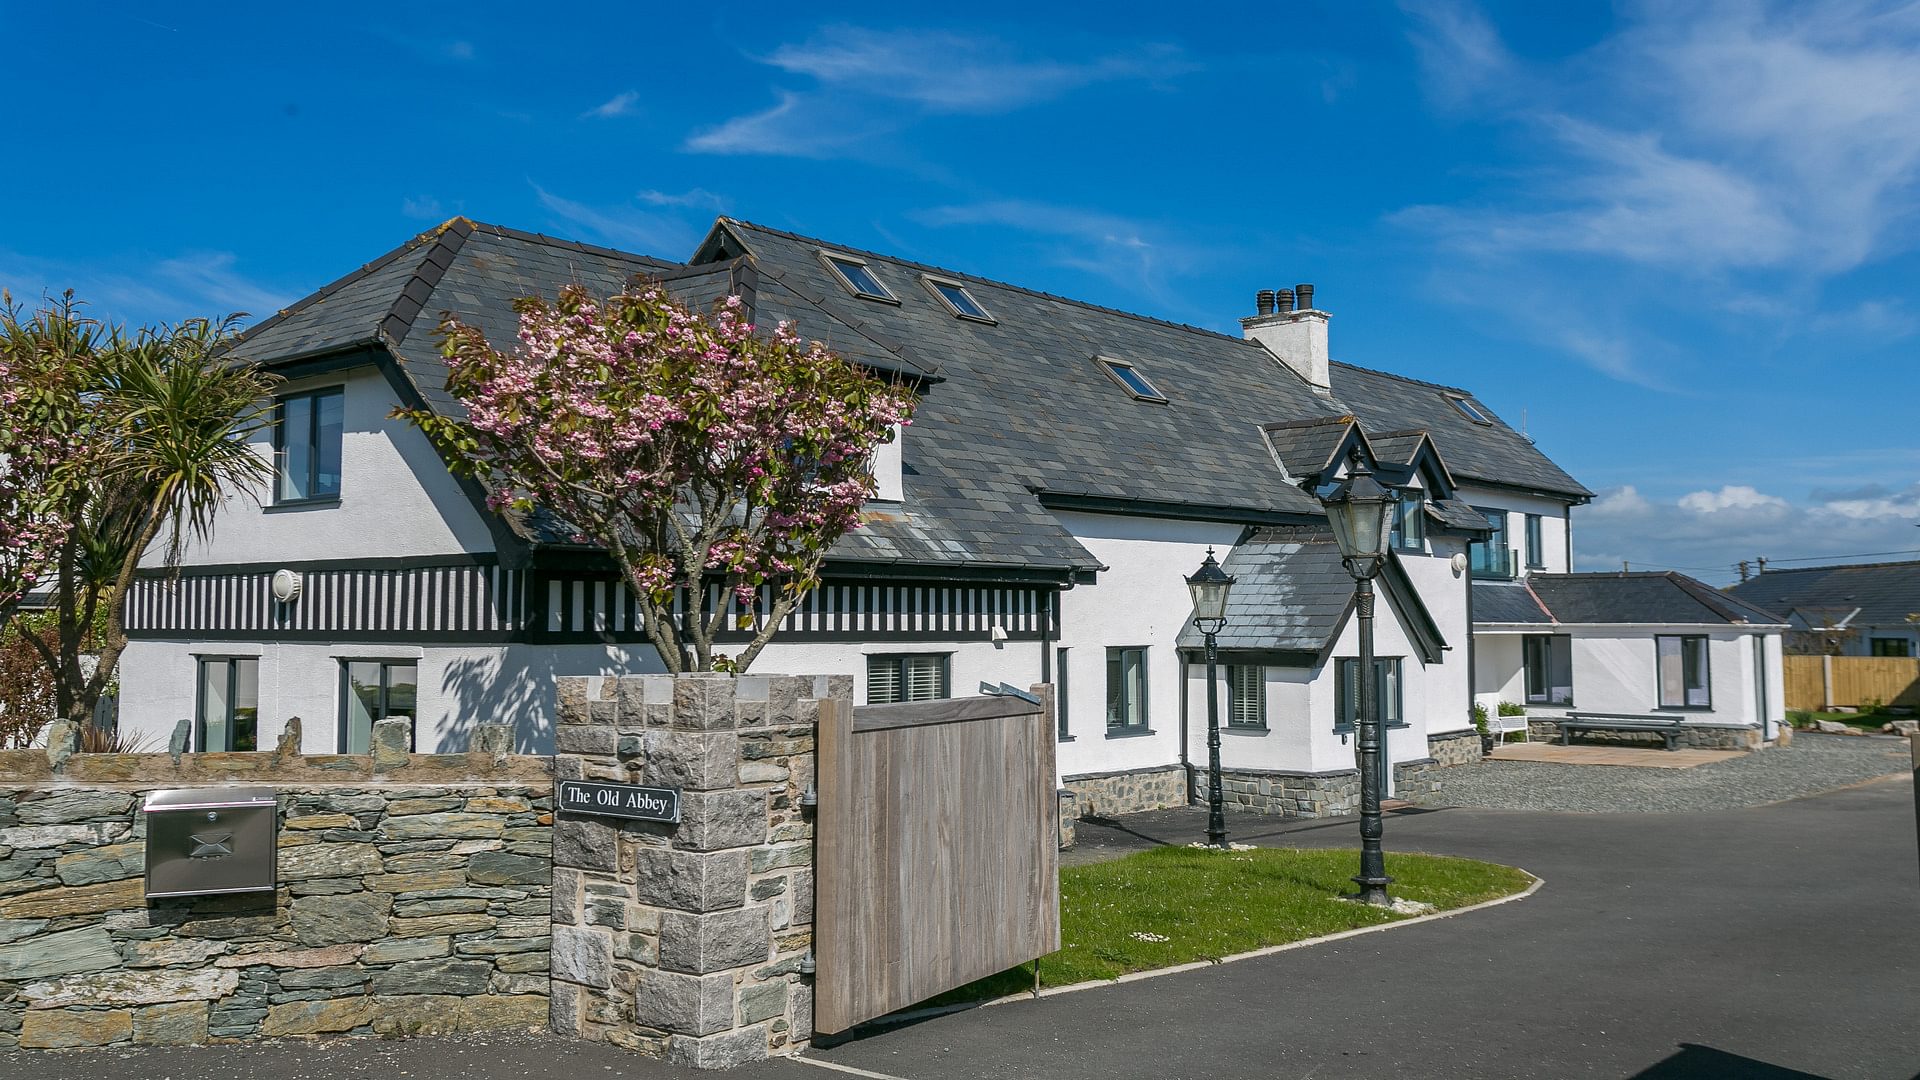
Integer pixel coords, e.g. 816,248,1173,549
271,569,303,603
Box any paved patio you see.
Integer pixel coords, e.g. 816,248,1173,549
1486,742,1738,767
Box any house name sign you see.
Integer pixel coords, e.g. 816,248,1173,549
555,779,681,824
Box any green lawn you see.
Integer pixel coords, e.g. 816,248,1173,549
922,846,1532,1006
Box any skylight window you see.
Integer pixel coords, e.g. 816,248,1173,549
1096,356,1167,403
820,252,897,303
922,275,994,322
1447,395,1492,425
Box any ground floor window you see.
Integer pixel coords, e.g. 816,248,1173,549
197,657,259,752
1523,635,1574,705
1335,657,1402,729
1226,664,1265,728
866,653,949,704
342,660,418,753
1656,635,1710,708
1870,638,1912,657
1106,647,1149,732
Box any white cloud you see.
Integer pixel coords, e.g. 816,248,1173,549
1400,0,1514,108
638,188,726,211
584,91,639,120
0,248,289,327
1584,485,1652,519
401,195,444,220
530,185,700,257
1678,485,1792,515
687,27,1188,158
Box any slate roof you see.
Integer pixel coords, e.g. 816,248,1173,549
1472,582,1553,624
1724,560,1920,629
1330,363,1592,499
1174,527,1359,653
1490,573,1787,627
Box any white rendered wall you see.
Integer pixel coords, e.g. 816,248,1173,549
1474,633,1527,712
117,639,666,754
1052,512,1241,781
750,639,1041,709
1454,482,1575,576
162,366,498,568
1563,628,1769,726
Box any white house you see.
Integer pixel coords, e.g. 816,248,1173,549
117,216,1782,818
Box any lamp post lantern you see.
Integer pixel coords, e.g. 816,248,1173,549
1186,548,1235,849
1319,456,1397,906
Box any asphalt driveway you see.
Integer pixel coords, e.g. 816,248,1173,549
8,772,1916,1080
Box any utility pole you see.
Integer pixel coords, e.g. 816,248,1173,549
1738,560,1751,583
1757,557,1768,574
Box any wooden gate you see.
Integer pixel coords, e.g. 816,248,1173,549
813,687,1060,1035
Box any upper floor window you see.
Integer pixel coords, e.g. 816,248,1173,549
822,253,898,303
1096,357,1167,403
1227,664,1266,729
197,657,259,752
1392,491,1426,551
1335,657,1403,729
923,276,994,322
274,387,344,504
1470,507,1512,578
1870,638,1911,658
1107,647,1150,732
867,653,949,704
1655,635,1710,708
1447,395,1493,425
1524,514,1545,569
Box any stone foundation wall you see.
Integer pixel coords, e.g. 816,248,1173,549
1526,719,1764,750
1191,766,1361,818
549,673,821,1070
0,731,553,1051
1061,765,1187,819
1427,729,1483,766
1392,758,1442,800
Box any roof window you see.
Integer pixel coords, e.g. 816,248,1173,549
820,252,897,303
1446,395,1492,425
1096,356,1167,403
922,275,994,322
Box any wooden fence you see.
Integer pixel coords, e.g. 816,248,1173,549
813,688,1060,1035
1784,655,1920,711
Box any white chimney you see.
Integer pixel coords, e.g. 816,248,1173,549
1240,283,1330,394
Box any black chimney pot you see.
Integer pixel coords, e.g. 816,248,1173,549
1256,290,1275,316
1276,288,1295,313
1295,283,1315,310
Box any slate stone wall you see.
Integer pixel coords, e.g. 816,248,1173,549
1061,765,1187,818
1526,720,1765,750
1193,766,1362,817
549,673,823,1070
0,731,552,1051
1427,729,1484,766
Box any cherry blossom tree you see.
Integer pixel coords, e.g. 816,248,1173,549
402,284,916,674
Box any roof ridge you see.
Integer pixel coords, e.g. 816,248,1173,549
233,224,445,350
716,217,1260,349
381,218,474,345
1262,414,1356,431
1331,359,1472,397
1521,578,1558,623
1748,557,1920,576
472,220,680,269
1667,571,1774,623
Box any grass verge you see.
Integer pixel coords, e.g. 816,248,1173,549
921,846,1531,1007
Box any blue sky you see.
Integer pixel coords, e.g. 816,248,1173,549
5,1,1917,585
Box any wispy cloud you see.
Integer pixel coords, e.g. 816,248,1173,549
638,188,726,211
687,26,1188,157
584,91,639,119
401,195,444,220
1391,2,1920,387
915,199,1205,308
531,184,700,256
0,249,290,327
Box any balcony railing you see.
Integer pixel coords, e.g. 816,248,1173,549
1470,544,1518,580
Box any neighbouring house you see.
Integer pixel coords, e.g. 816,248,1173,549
1725,560,1920,658
115,215,1783,819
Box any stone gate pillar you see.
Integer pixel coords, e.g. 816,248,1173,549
548,672,839,1069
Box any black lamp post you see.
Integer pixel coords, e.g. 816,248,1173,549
1186,548,1235,850
1320,457,1397,906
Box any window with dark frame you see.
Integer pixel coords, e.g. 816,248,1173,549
1447,395,1493,424
1470,507,1509,576
273,387,344,504
822,254,897,303
1392,491,1426,550
196,657,260,752
1524,514,1545,568
1334,657,1403,729
1227,664,1266,728
866,653,949,705
1095,357,1167,403
1870,638,1912,657
1056,646,1071,740
1655,635,1710,708
1523,635,1573,705
923,276,994,322
1106,647,1149,731
341,660,418,753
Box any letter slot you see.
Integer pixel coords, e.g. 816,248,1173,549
143,787,279,900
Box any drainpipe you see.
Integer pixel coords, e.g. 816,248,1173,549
1179,653,1192,805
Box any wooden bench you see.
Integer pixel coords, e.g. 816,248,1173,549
1559,713,1686,751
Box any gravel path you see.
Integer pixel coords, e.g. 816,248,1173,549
1412,731,1914,813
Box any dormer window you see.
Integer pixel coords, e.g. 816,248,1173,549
1446,395,1492,425
821,252,898,303
922,275,994,322
1096,356,1166,403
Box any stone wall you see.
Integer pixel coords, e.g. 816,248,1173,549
1427,729,1483,766
548,673,821,1070
1392,758,1442,800
1061,765,1187,819
1526,719,1766,750
1193,766,1361,818
0,729,553,1051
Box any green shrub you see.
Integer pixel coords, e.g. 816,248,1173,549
1470,703,1490,736
1497,701,1526,716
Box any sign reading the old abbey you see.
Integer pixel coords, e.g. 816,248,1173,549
556,779,681,823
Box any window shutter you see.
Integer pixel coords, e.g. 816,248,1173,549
867,657,901,704
904,655,945,701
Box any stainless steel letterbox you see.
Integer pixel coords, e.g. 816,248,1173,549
143,787,279,900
